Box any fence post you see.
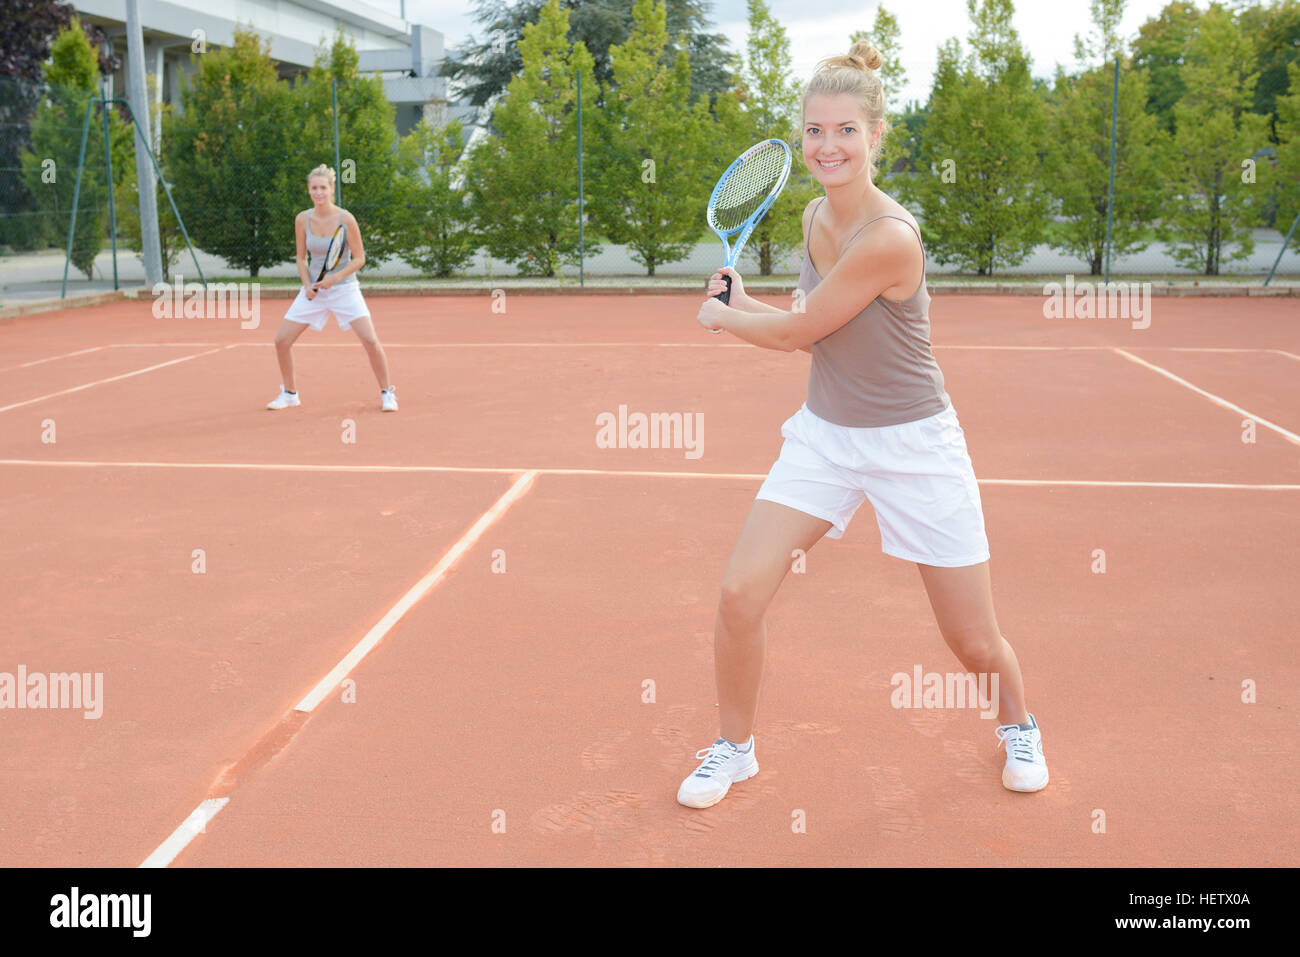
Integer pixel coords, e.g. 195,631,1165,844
333,76,342,206
102,93,118,290
577,68,585,286
1104,55,1118,285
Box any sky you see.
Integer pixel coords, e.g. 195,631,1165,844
385,0,1180,107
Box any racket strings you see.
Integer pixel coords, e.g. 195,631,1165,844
709,145,788,231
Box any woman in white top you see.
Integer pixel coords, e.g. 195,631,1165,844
680,41,1049,809
267,164,397,412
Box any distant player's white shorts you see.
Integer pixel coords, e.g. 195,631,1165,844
755,403,990,567
283,281,370,331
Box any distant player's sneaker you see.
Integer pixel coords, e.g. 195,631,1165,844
381,386,398,412
995,713,1049,792
677,736,758,808
266,386,300,410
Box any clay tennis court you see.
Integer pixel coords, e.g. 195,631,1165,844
1,290,1296,867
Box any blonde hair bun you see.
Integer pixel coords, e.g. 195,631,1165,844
848,40,883,72
307,164,336,185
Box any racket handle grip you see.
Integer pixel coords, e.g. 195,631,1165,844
713,274,731,306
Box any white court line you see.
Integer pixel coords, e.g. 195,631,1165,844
294,469,538,713
0,346,230,414
139,797,229,869
0,346,104,372
1110,347,1300,446
224,341,755,348
1272,349,1300,362
1,459,1296,489
97,341,1292,353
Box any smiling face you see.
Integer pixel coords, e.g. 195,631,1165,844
308,174,333,206
802,93,877,186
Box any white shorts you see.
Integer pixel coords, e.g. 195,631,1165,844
283,282,370,331
755,403,991,567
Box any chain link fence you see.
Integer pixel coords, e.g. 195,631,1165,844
3,74,1297,298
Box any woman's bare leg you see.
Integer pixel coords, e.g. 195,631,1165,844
916,561,1029,726
274,319,309,392
349,316,392,390
715,500,833,743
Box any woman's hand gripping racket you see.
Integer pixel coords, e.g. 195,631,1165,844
313,223,347,290
704,138,792,331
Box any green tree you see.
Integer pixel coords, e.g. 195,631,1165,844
1239,0,1300,140
393,116,476,276
440,0,731,118
1132,1,1200,134
20,19,126,277
1160,4,1271,274
466,0,600,276
1044,0,1168,273
589,0,713,275
164,28,295,277
294,31,404,264
904,0,1049,275
1,1,110,251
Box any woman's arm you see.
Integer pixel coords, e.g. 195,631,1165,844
294,213,314,294
733,293,812,353
700,220,918,352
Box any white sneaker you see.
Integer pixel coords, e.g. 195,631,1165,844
381,386,398,412
677,736,758,808
995,713,1049,792
266,386,300,410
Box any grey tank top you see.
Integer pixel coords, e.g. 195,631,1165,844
306,209,356,285
799,198,949,427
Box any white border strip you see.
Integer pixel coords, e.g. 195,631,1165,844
293,470,539,713
1,459,1296,489
139,797,229,868
1110,347,1300,446
0,346,229,414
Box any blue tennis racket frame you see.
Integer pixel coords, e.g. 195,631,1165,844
707,138,793,316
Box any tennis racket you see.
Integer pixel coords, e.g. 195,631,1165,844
315,223,347,286
706,139,793,316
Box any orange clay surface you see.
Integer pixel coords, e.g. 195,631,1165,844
0,292,1296,866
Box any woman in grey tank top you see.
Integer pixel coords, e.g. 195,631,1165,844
266,164,398,412
680,42,1050,810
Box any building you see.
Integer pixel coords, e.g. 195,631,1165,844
70,0,471,137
